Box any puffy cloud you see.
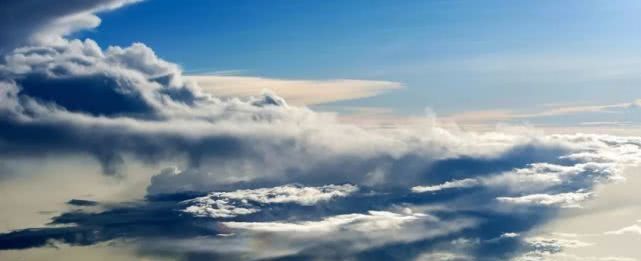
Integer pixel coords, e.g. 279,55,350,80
501,232,520,238
213,208,477,259
0,39,307,175
497,191,593,208
1,37,577,182
182,184,358,218
0,0,140,53
196,184,357,205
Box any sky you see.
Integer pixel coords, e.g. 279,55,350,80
76,0,641,118
1,1,641,261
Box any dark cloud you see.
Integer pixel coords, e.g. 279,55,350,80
66,199,98,207
1,133,636,260
0,196,221,251
0,0,138,54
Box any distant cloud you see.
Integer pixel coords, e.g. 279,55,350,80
412,178,479,193
605,221,641,236
439,99,641,130
182,184,358,218
186,75,402,106
497,191,593,208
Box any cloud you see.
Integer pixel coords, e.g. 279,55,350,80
0,0,140,53
214,207,477,260
66,199,99,207
186,75,402,106
182,184,358,218
415,252,472,261
497,191,593,208
439,99,641,130
514,236,596,261
222,210,428,233
412,178,479,193
513,234,638,261
0,39,301,175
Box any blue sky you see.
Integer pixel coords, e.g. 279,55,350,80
77,0,641,115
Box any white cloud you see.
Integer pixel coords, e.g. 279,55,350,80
214,208,478,256
501,232,520,238
497,192,593,208
605,223,641,236
412,178,479,193
182,184,357,218
415,252,472,261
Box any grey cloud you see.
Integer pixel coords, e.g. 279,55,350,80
67,199,99,207
0,0,139,54
182,184,358,218
0,39,296,174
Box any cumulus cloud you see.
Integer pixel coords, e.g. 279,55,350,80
182,184,358,218
0,0,140,53
187,75,402,106
0,38,310,175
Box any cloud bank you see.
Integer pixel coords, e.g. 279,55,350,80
0,0,140,54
